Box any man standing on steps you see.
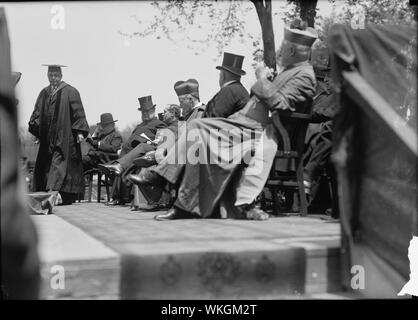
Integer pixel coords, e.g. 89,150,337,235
29,64,89,205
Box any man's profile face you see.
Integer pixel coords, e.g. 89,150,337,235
277,40,293,67
218,70,225,88
47,71,62,87
178,95,193,115
163,106,175,123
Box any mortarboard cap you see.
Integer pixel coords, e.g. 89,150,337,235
42,64,67,72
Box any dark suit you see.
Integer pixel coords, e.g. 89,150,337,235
83,129,123,170
111,117,166,203
121,117,166,156
204,81,249,118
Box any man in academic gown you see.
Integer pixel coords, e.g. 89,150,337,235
28,64,89,205
150,20,318,221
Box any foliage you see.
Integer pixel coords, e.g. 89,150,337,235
342,0,416,25
119,0,254,58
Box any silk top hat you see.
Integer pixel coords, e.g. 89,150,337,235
174,79,199,99
97,113,117,126
138,95,156,112
284,19,318,47
216,52,246,76
42,64,68,72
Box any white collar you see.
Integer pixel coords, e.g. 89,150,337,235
221,80,237,88
193,101,204,109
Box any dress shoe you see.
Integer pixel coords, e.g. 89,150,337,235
98,163,123,176
131,203,160,211
237,203,269,221
154,208,181,221
245,207,269,220
133,153,157,168
127,170,165,187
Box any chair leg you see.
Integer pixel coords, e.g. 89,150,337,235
296,165,308,216
105,175,110,202
88,173,93,202
97,173,102,203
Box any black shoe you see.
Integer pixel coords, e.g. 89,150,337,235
127,170,165,187
98,163,123,176
133,153,157,168
154,208,181,221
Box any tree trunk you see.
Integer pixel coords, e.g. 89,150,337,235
298,0,318,27
251,0,276,70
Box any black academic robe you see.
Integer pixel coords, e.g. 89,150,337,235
29,82,89,194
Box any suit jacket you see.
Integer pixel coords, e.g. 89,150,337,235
97,130,123,153
121,117,166,156
204,81,250,118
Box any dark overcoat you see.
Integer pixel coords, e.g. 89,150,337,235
120,117,166,156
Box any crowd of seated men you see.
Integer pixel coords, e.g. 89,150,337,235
81,19,338,221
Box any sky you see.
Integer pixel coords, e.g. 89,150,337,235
1,0,336,131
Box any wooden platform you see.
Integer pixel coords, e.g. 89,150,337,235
32,202,342,299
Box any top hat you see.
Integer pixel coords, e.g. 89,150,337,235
284,19,318,47
174,79,199,99
42,64,68,72
137,95,156,112
97,113,117,126
216,52,246,76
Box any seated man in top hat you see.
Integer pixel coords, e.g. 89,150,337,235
100,96,166,205
128,104,182,210
82,113,123,172
130,52,250,188
204,52,250,118
144,20,318,221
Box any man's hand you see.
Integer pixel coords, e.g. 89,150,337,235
255,63,274,80
76,133,85,143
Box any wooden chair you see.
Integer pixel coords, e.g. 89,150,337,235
263,110,312,216
83,168,111,203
